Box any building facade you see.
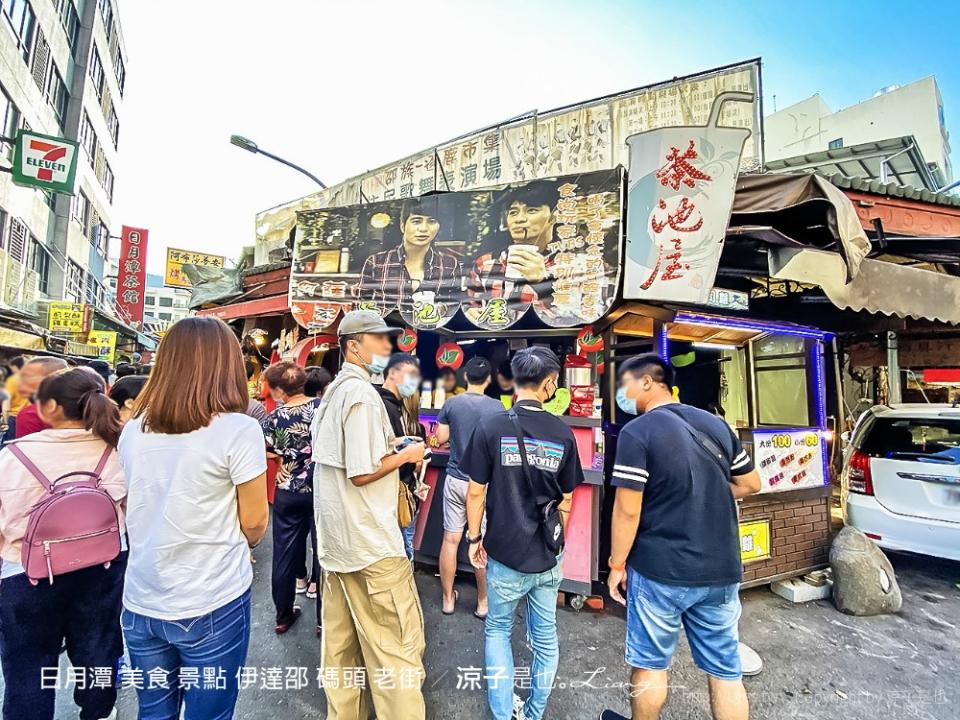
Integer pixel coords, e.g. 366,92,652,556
765,77,953,187
0,0,126,316
105,260,191,335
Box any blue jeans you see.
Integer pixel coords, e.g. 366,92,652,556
121,589,252,720
484,557,562,720
626,570,742,680
402,513,417,560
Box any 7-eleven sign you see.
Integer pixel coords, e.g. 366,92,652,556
12,129,79,194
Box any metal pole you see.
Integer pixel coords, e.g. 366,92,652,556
254,147,326,189
886,331,901,404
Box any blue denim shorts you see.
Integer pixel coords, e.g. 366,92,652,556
626,570,742,680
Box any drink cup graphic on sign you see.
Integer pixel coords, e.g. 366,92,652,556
624,92,753,304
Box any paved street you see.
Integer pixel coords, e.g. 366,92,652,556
14,524,956,719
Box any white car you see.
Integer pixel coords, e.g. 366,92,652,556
841,404,960,561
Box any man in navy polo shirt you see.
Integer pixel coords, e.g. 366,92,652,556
600,354,761,720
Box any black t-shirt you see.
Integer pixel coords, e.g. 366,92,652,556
611,403,755,586
460,400,585,574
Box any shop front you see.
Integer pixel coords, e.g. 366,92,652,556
600,304,835,587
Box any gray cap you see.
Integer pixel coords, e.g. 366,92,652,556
337,310,402,337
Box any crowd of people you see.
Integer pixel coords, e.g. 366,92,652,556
0,309,761,720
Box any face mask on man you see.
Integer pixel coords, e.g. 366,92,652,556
399,375,420,398
352,342,389,376
616,386,638,415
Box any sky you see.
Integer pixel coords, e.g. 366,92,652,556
112,0,960,273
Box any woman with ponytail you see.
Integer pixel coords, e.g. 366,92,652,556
0,366,127,720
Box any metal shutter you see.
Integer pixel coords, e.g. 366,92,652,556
31,29,50,92
8,219,27,264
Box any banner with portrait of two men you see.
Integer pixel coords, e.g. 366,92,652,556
289,168,623,331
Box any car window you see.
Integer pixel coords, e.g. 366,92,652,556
861,417,960,457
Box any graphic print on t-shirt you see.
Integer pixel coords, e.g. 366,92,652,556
500,436,565,473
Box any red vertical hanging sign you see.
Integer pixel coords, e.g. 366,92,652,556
116,226,148,327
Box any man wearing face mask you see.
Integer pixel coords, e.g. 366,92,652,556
600,354,761,720
376,352,423,560
310,310,427,720
460,346,584,720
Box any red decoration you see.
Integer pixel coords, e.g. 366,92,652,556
398,327,418,352
436,342,464,370
577,326,604,354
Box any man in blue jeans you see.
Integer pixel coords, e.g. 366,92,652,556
601,354,761,720
461,347,584,720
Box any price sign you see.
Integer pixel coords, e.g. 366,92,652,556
753,428,827,493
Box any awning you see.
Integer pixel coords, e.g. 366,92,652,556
769,247,960,325
196,294,289,321
732,173,872,280
0,326,45,351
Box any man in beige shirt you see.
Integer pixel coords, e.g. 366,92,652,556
311,310,427,720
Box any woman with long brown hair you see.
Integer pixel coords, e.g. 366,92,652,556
118,317,268,720
0,367,127,720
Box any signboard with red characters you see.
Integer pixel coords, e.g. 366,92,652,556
435,342,464,370
624,92,753,304
116,226,148,327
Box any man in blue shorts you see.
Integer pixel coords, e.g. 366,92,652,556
600,354,761,720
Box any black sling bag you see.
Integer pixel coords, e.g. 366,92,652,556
508,409,565,554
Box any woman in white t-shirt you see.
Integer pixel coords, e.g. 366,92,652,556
118,317,269,720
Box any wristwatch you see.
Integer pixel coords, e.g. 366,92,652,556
466,533,483,545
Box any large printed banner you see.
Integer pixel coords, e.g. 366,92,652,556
289,169,622,331
623,92,753,303
269,62,759,216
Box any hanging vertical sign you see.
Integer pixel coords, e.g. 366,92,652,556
116,226,148,327
623,92,753,304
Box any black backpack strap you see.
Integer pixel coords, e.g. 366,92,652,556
658,405,731,479
507,409,536,497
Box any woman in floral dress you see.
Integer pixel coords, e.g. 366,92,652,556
261,362,323,635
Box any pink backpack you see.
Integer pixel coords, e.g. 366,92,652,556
7,444,121,585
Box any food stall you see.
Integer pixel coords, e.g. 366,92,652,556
289,167,623,604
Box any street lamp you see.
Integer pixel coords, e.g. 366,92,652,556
229,135,327,189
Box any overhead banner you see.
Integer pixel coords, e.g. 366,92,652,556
48,302,90,333
164,247,225,288
290,169,623,331
116,226,148,327
623,92,752,303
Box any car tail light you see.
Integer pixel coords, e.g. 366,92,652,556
848,449,874,495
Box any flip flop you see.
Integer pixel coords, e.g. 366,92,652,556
473,609,488,621
442,590,459,615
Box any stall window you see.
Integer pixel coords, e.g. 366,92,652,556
720,348,749,428
753,334,810,427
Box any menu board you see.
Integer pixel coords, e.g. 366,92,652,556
753,428,827,493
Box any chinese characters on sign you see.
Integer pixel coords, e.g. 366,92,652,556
753,428,828,493
116,226,148,327
282,62,758,217
164,247,226,288
624,92,753,303
739,520,771,562
47,302,90,333
87,330,117,364
289,170,622,331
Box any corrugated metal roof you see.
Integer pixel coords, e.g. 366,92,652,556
820,172,960,208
